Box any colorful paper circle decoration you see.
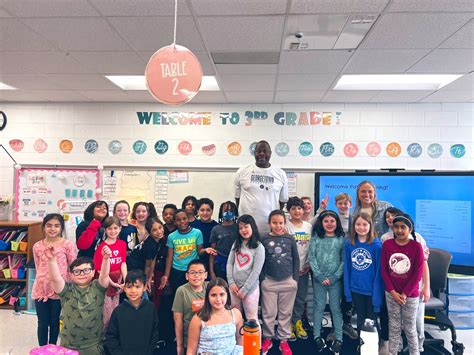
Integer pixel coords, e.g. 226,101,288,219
249,142,257,155
133,140,147,155
275,142,290,157
154,140,169,155
34,138,48,153
386,142,402,157
145,44,203,105
178,141,192,155
227,142,242,156
407,143,422,158
298,142,313,157
85,139,99,154
366,142,381,157
343,143,358,158
108,140,122,154
450,144,465,158
9,139,24,152
427,143,443,158
202,144,216,156
320,142,335,157
59,139,73,153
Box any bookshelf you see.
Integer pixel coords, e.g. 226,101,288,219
0,221,42,310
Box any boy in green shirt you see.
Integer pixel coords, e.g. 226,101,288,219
47,244,111,354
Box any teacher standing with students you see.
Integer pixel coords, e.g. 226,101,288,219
234,140,288,235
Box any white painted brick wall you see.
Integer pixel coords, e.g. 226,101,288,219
0,101,473,200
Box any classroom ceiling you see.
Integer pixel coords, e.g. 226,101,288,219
0,0,473,104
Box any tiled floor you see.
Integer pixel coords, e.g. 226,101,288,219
1,309,472,355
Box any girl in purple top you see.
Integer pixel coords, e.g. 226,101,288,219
381,214,424,355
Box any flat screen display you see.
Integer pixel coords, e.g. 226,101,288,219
315,172,474,275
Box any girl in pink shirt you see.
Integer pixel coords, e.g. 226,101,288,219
94,216,127,328
32,213,77,345
381,214,424,355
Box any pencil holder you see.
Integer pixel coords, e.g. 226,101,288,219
17,267,26,279
19,296,26,306
0,240,9,251
10,241,19,251
2,268,11,278
11,269,18,279
19,241,28,251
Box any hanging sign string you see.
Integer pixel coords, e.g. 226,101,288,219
145,0,203,105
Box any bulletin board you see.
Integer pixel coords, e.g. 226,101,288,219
14,167,100,241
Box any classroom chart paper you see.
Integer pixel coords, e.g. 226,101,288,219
14,168,100,227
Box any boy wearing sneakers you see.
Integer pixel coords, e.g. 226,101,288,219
285,197,312,342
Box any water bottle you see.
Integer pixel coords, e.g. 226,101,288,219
240,319,261,355
359,318,378,355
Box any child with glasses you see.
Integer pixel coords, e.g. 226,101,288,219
172,259,209,355
46,245,111,354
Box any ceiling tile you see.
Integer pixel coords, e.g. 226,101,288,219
70,51,146,74
276,73,338,90
275,91,326,103
279,50,353,74
284,14,348,47
109,16,204,51
2,0,99,17
46,74,120,90
0,90,48,101
0,8,13,17
138,51,214,75
0,52,37,74
407,49,473,73
89,0,191,16
198,16,285,51
191,0,287,15
371,91,434,102
40,90,91,102
226,91,274,103
441,73,473,91
322,90,379,102
439,20,473,49
0,19,54,51
362,13,472,49
218,75,276,91
422,90,474,102
24,18,132,51
79,90,133,102
343,49,430,73
387,0,474,12
121,90,157,102
0,74,65,90
15,51,93,74
290,0,389,13
216,64,277,75
185,91,227,104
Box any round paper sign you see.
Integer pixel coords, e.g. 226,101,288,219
145,44,203,105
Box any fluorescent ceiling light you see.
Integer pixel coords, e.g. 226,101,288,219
334,74,463,90
105,75,220,91
0,82,17,90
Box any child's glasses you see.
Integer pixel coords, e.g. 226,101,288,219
72,267,93,276
187,271,206,276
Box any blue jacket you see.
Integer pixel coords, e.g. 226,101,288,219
343,238,384,312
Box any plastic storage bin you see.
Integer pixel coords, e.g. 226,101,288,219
448,295,474,312
449,311,474,329
449,276,474,295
